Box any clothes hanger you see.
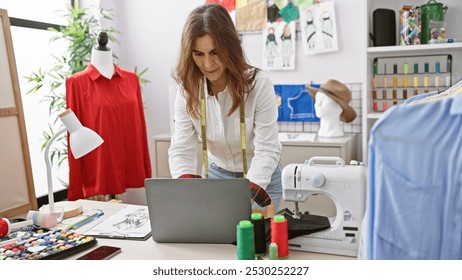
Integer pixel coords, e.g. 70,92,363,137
411,78,462,104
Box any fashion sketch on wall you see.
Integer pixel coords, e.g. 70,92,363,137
299,1,338,56
262,21,296,71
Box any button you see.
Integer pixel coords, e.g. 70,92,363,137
311,173,326,188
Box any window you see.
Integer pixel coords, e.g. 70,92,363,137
0,0,68,25
1,0,71,200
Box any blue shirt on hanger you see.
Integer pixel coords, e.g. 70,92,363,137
366,94,462,259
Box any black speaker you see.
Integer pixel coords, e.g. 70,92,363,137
370,8,396,47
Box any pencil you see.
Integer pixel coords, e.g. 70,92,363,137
66,210,104,230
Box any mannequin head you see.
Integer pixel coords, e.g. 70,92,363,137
95,31,110,51
306,79,357,138
314,91,344,137
314,91,342,119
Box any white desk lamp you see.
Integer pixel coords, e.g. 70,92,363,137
40,109,104,220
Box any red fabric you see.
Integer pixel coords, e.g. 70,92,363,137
65,64,151,200
206,0,235,12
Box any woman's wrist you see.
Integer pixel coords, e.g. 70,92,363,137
178,174,202,178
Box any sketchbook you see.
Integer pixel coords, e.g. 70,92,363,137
84,205,151,240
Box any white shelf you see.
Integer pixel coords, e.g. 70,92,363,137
366,113,383,119
367,42,462,55
362,0,462,164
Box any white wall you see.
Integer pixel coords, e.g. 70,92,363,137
101,0,365,139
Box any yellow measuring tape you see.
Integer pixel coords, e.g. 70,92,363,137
200,79,248,178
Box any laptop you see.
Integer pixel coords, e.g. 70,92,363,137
144,178,252,244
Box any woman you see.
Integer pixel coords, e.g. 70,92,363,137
169,3,282,209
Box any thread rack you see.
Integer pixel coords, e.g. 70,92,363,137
371,54,452,112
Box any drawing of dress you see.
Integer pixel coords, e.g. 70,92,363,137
265,27,279,67
280,24,293,67
321,10,334,49
305,10,316,50
113,208,149,230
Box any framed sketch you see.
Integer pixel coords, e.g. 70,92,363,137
0,9,37,217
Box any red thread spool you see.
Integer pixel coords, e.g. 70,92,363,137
0,218,9,238
271,214,288,259
382,101,388,111
372,101,378,112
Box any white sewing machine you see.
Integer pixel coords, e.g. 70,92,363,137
281,156,366,257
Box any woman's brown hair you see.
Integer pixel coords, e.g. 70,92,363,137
173,3,258,118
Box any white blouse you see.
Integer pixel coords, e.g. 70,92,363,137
168,71,281,189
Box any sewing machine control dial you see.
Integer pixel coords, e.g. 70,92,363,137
310,173,326,188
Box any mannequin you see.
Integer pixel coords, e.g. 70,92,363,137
90,31,114,79
314,91,344,137
306,79,357,138
65,30,151,202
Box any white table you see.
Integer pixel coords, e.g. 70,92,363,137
62,200,355,260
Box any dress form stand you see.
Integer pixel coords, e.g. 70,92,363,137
315,92,344,137
88,31,117,202
91,31,114,79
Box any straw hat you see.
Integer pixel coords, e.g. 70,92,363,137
306,79,357,123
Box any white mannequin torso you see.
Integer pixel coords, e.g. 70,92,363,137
314,91,344,137
91,48,115,79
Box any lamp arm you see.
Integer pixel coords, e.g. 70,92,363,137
44,127,66,209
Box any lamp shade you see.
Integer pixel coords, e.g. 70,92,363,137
59,109,104,158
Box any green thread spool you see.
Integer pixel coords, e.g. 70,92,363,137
403,63,409,99
269,242,278,260
236,220,255,260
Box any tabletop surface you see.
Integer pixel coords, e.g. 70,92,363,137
57,200,356,260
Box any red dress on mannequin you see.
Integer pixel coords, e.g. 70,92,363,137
65,64,151,200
